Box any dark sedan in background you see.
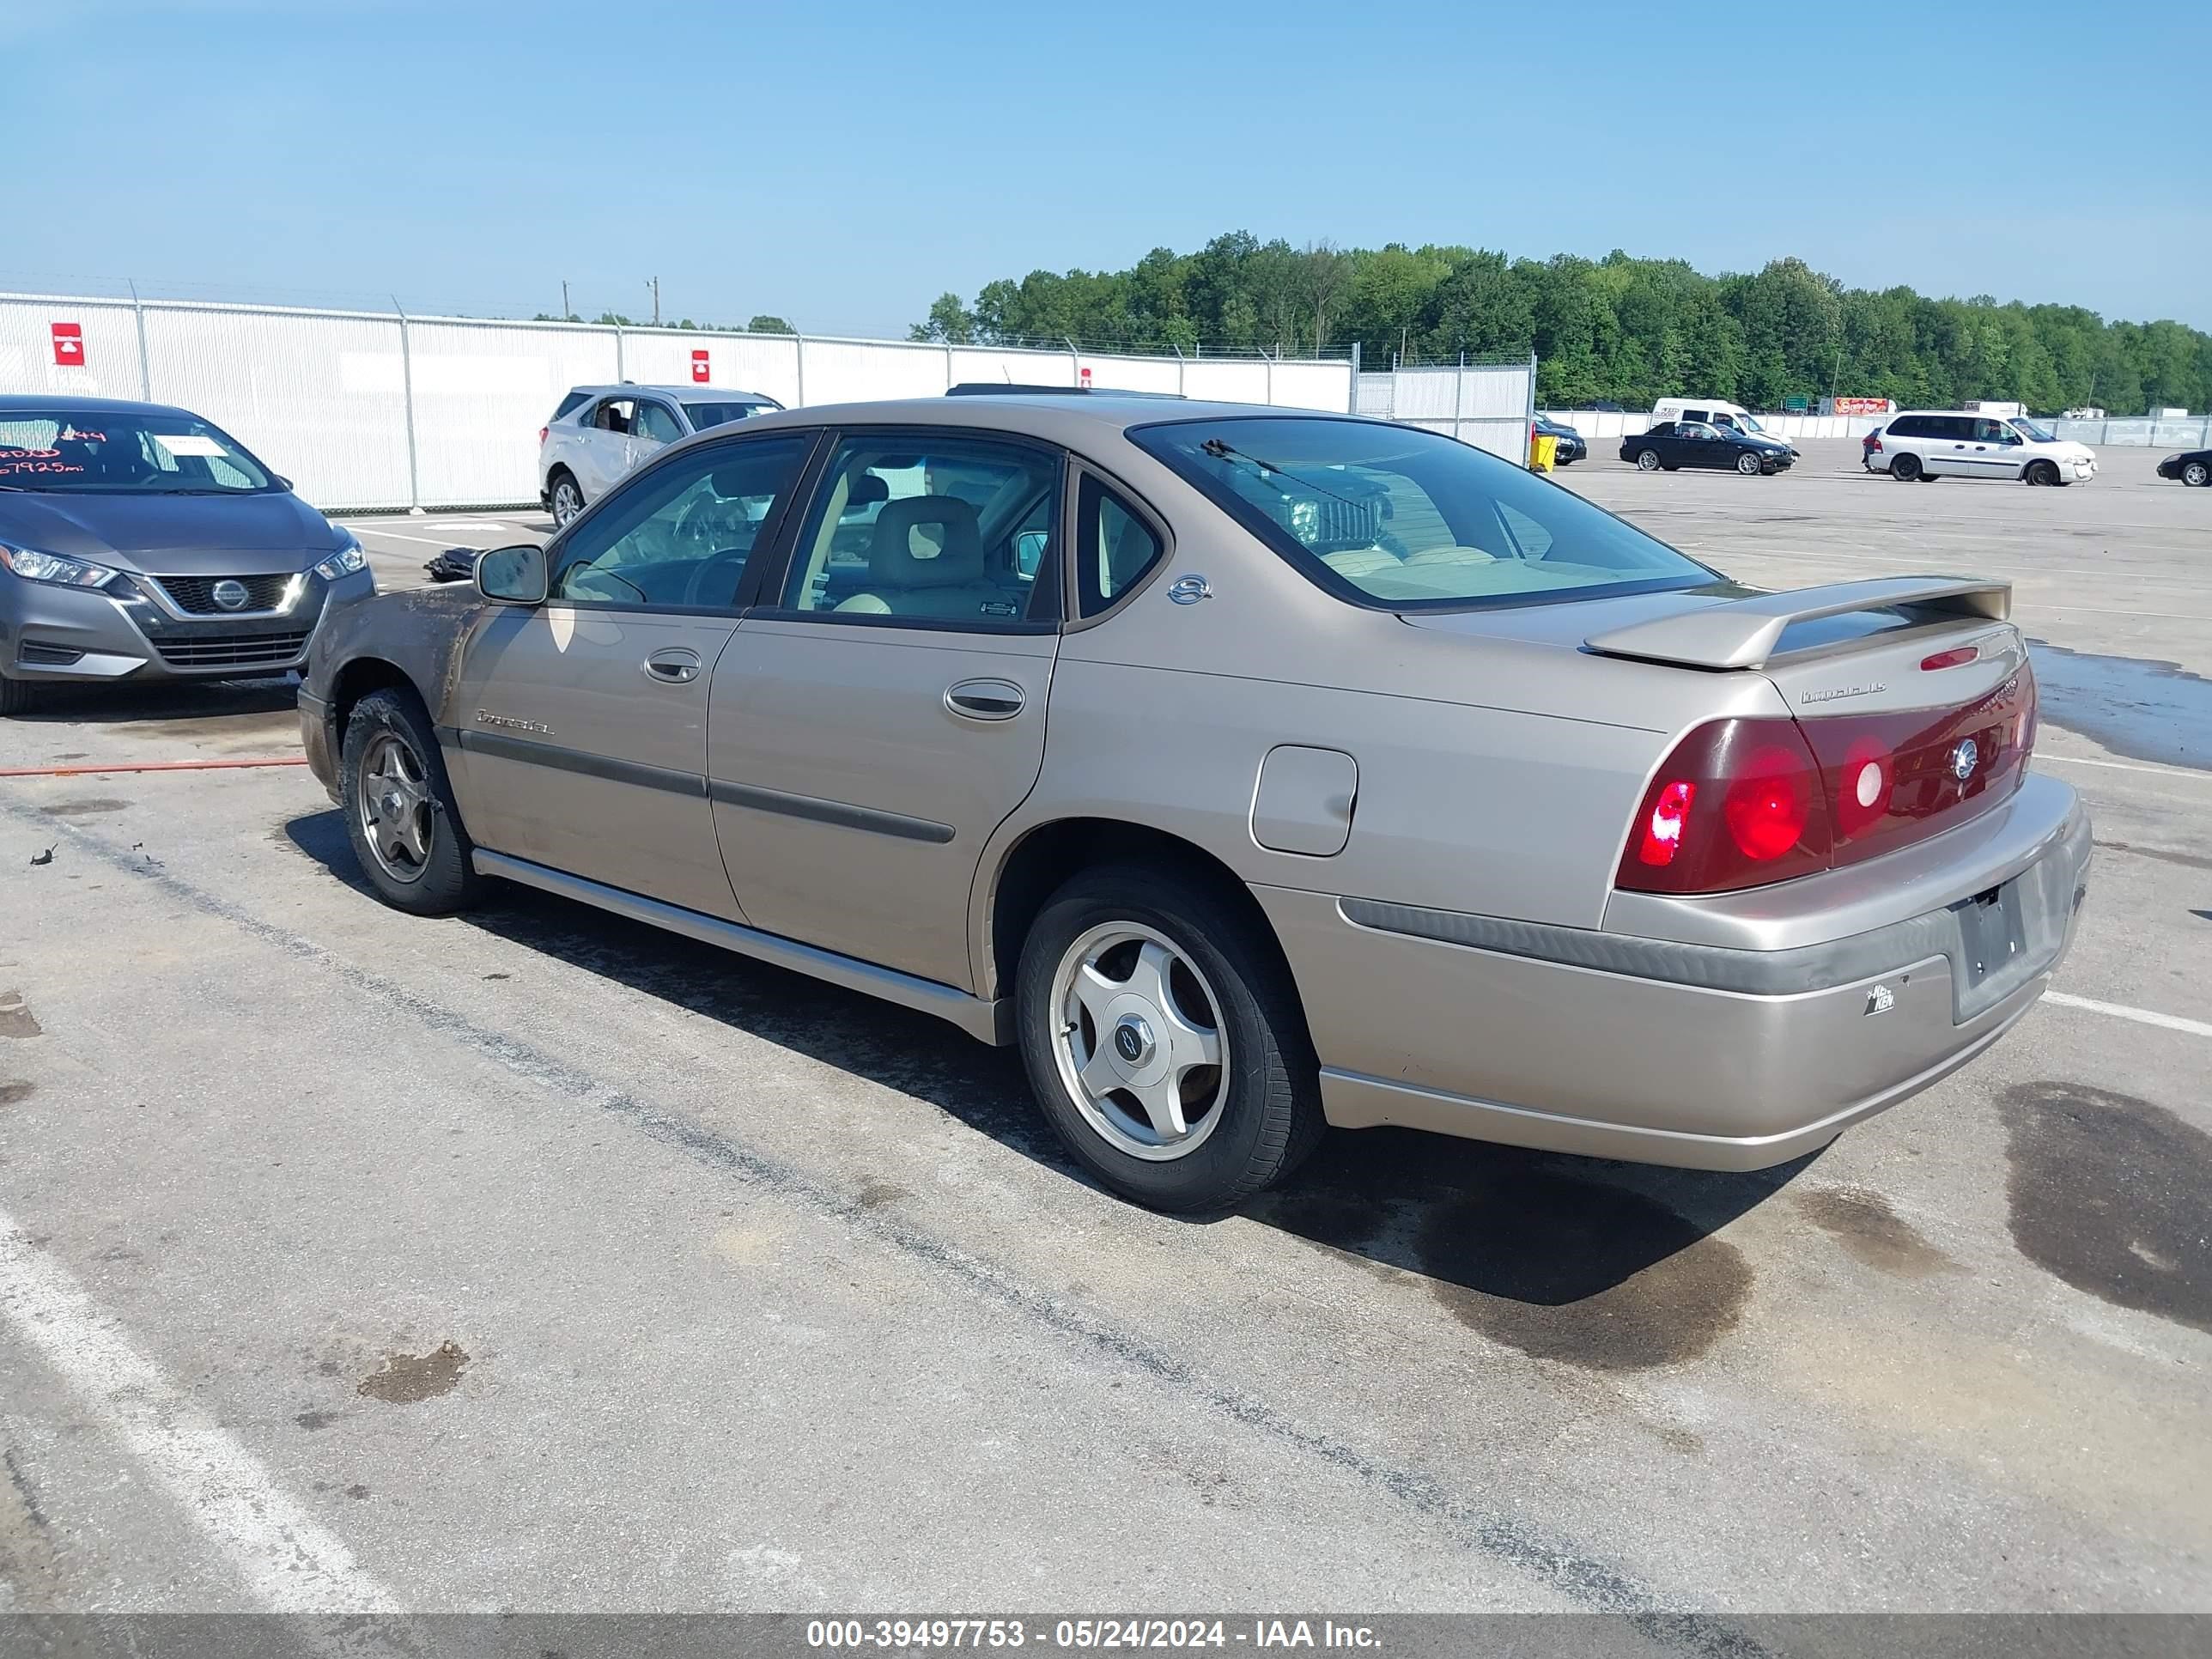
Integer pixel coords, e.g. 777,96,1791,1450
1620,419,1795,476
1533,412,1586,465
2156,448,2210,488
0,396,371,714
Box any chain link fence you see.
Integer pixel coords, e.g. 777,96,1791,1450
1,291,1358,512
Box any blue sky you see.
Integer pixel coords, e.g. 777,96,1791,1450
7,0,2207,332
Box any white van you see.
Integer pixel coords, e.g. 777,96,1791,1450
1864,410,2098,486
1648,399,1796,453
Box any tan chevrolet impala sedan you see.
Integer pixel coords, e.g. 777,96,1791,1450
301,392,2090,1212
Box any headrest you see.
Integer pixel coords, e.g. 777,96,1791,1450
845,472,890,507
869,495,985,588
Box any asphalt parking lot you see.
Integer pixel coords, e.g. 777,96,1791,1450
2,437,2207,1620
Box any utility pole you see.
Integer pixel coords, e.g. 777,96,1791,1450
562,280,570,320
647,276,660,327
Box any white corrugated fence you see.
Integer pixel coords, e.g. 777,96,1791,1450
0,291,1358,512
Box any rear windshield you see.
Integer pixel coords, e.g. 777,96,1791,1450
683,400,775,430
1129,417,1712,611
0,410,276,495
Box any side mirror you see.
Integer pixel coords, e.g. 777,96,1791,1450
1014,530,1049,578
477,544,549,605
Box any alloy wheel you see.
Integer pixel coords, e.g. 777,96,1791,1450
1049,923,1231,1162
552,479,582,526
357,731,434,884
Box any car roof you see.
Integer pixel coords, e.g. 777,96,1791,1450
564,384,776,400
717,393,1360,445
0,393,196,417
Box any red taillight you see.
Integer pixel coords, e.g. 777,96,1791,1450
1616,720,1833,894
1618,665,2038,896
1920,645,1978,671
1637,780,1696,866
538,426,549,446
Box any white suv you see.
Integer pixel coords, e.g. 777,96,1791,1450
538,385,781,525
1864,410,2096,486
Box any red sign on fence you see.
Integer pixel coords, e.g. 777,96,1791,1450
52,323,84,368
690,349,710,383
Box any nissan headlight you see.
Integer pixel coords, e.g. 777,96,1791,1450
313,532,367,581
0,541,119,588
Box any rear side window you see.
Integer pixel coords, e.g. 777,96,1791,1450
1074,474,1164,617
778,433,1061,629
633,402,684,445
553,390,590,421
1132,417,1711,611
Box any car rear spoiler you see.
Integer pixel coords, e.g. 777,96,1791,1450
1583,576,2012,671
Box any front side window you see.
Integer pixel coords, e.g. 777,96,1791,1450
1131,416,1713,611
0,410,274,495
779,433,1060,628
550,434,811,609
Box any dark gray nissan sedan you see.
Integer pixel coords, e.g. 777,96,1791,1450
0,395,373,714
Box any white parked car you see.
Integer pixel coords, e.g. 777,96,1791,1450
538,384,781,526
1863,411,2097,486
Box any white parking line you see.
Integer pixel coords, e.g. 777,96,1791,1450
0,1216,394,1612
2037,753,2212,781
2045,992,2212,1040
352,526,482,549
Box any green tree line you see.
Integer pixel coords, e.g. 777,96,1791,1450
910,234,2211,415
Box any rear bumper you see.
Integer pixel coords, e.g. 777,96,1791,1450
1255,777,2091,1170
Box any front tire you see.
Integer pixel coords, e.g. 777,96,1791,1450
1890,453,1923,482
0,673,52,717
1634,449,1661,471
1735,452,1762,476
1016,865,1322,1213
548,470,585,527
2025,459,2060,487
339,688,483,915
2185,461,2211,488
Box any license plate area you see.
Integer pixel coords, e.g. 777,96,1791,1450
1953,879,2030,1020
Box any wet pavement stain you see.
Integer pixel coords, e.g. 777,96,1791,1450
0,994,40,1040
294,1410,337,1431
2002,1081,2212,1334
1246,1132,1779,1370
2027,641,2212,770
854,1180,910,1211
1796,1187,1959,1278
357,1340,469,1403
0,1081,32,1107
1413,1170,1755,1370
2093,838,2212,874
36,799,131,819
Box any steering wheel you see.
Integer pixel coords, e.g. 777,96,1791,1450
681,546,752,607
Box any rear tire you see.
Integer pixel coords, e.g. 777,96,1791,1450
339,688,483,916
2026,459,2059,487
1917,472,1941,483
1634,449,1661,471
1890,453,1923,482
548,470,584,527
1015,864,1322,1213
2185,461,2211,488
